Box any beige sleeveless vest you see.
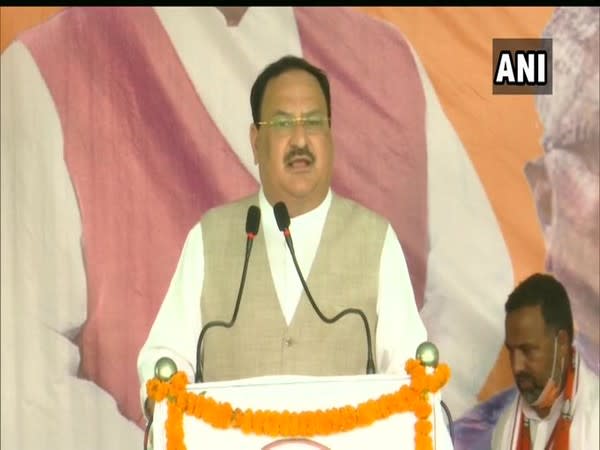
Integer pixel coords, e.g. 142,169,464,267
200,193,388,381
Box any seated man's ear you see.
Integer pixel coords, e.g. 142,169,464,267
557,329,571,358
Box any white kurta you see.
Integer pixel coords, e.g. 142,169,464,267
137,188,426,392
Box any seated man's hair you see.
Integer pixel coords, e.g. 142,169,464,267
505,273,574,342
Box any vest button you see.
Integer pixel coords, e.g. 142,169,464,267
283,337,293,347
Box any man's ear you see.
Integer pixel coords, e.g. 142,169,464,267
250,124,259,165
557,329,570,358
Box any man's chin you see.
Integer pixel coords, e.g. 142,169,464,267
520,390,541,405
284,182,325,201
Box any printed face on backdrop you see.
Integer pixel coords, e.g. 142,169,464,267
250,69,334,215
525,5,600,372
525,106,600,374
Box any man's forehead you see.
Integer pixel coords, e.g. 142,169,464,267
263,71,324,101
506,305,548,337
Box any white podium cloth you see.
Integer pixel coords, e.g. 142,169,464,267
152,374,453,450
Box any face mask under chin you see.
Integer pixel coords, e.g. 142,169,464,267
527,335,565,409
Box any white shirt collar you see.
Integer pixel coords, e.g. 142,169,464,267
257,187,332,324
258,188,333,238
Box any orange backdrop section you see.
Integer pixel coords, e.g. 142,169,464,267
0,7,63,52
357,6,554,401
358,7,551,287
1,6,555,404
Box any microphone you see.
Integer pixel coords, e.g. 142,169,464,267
415,341,454,444
272,201,376,375
144,357,178,450
194,205,261,382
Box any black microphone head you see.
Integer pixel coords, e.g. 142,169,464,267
273,202,291,231
245,205,261,235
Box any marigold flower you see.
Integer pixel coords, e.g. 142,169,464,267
154,357,451,449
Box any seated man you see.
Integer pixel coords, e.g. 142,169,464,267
137,55,453,448
492,273,599,449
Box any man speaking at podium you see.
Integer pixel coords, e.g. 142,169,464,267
137,55,451,447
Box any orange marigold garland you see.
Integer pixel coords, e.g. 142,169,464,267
166,401,184,450
147,358,450,450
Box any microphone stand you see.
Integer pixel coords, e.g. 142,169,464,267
195,206,260,382
282,230,376,374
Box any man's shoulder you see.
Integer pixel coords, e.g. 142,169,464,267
495,392,518,427
330,193,391,244
578,358,600,407
332,192,390,227
490,390,520,450
202,193,260,222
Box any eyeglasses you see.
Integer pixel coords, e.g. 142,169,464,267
256,115,330,135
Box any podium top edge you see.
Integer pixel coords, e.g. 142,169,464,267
187,374,412,391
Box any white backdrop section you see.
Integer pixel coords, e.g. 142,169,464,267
1,6,512,450
407,41,514,418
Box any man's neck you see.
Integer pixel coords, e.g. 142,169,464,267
287,201,321,218
263,191,331,219
532,404,553,419
216,7,249,27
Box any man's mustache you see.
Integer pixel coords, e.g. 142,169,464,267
284,147,315,165
515,372,538,389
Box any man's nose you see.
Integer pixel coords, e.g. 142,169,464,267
289,119,308,147
511,350,526,373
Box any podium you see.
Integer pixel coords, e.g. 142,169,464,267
150,372,453,450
